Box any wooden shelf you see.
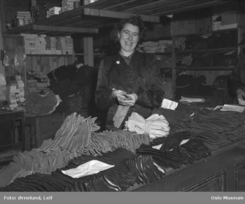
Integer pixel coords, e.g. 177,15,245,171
5,24,98,35
154,52,172,55
4,8,159,36
175,47,237,54
26,54,74,56
175,66,235,70
172,28,237,38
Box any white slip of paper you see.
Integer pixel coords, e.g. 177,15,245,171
179,96,205,103
61,160,115,178
220,104,245,113
161,98,178,110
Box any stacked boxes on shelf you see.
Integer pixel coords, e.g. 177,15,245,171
212,8,238,31
66,36,74,54
20,34,37,54
61,0,80,12
20,34,74,55
28,79,49,93
35,35,47,54
8,75,25,111
50,37,58,54
36,81,49,92
31,3,48,22
16,11,32,26
27,71,50,94
83,0,99,5
47,7,61,18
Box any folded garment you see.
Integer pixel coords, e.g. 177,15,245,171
61,160,114,178
125,112,170,139
0,162,24,187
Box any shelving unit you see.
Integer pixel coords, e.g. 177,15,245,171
237,26,245,83
171,27,240,95
2,0,237,99
3,6,160,67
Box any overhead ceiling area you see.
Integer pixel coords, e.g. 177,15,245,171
83,0,234,16
4,0,236,16
2,0,239,35
3,0,59,10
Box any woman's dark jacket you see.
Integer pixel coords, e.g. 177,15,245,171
95,51,165,127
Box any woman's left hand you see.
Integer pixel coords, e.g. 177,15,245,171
118,93,138,106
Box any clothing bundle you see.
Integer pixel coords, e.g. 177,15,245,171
136,131,211,171
25,91,61,115
47,64,98,115
91,130,150,155
189,109,245,150
0,149,164,192
125,112,170,139
175,74,214,100
66,154,164,191
152,107,192,133
0,112,150,187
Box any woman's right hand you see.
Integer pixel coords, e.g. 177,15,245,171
112,89,126,98
112,89,137,106
119,93,138,106
237,89,245,105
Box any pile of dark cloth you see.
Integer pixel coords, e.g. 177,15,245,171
47,64,98,115
189,109,245,150
136,131,211,171
152,102,207,134
0,148,165,192
152,107,191,134
175,74,214,100
175,74,235,106
212,75,235,105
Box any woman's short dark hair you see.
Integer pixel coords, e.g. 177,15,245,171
111,15,146,42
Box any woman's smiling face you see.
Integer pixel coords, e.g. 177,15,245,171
118,23,139,56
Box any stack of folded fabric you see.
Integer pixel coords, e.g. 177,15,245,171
64,154,165,191
136,144,188,170
91,130,150,155
189,109,245,150
125,112,170,139
152,107,192,133
136,131,211,171
151,131,190,151
0,149,165,192
0,112,151,187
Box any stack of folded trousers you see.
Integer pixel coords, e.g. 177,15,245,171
136,130,211,171
152,108,192,133
0,148,164,192
189,109,245,150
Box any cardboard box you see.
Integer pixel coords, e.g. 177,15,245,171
49,7,61,15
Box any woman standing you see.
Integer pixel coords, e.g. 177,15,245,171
95,15,165,130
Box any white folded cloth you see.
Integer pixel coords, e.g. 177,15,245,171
125,112,170,139
61,160,114,178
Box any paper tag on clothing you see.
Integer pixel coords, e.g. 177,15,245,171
179,96,205,103
61,160,114,178
180,139,189,146
220,104,245,113
152,144,163,150
161,98,178,110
